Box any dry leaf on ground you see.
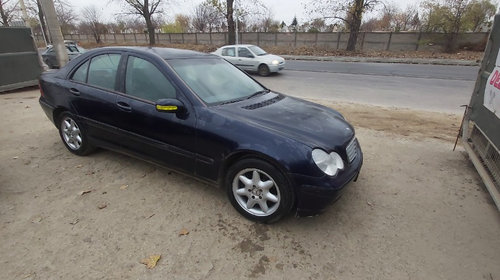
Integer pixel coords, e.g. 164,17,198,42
140,255,161,269
179,228,189,236
97,203,107,209
79,190,92,196
120,185,128,190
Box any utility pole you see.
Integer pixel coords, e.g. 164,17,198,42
40,0,68,67
235,0,239,45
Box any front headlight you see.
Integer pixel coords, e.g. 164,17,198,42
272,60,279,65
312,149,344,176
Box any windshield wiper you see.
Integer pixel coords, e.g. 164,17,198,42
246,89,270,100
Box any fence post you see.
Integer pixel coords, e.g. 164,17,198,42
195,33,198,45
209,32,212,45
181,33,184,44
360,32,366,50
315,32,318,47
113,33,117,44
275,33,278,46
294,32,297,47
257,32,260,45
168,33,171,43
336,32,341,49
156,33,160,44
416,31,422,51
224,32,227,44
133,33,137,44
386,32,393,51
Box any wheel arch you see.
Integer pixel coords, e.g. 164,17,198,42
219,150,296,202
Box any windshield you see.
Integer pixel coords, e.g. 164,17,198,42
169,58,265,105
248,46,267,56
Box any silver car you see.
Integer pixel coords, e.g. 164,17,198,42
212,44,285,76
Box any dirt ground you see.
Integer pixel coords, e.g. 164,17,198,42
1,89,499,280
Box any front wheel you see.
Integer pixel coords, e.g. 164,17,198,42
226,158,294,223
258,64,270,76
58,112,94,156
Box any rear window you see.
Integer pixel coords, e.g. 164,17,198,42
87,54,121,90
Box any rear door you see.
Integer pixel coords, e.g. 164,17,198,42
63,53,124,143
113,54,197,173
220,47,238,66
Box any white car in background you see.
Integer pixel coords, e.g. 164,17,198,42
212,44,285,76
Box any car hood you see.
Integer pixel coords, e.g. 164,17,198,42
214,93,354,150
259,54,285,63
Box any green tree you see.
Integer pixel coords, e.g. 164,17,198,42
422,0,497,51
463,0,496,31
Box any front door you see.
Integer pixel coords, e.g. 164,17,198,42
113,55,197,174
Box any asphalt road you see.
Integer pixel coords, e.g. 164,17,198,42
255,61,479,114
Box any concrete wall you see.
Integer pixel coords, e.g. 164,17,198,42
34,31,489,52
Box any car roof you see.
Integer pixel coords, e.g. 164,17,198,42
220,44,255,48
89,46,215,60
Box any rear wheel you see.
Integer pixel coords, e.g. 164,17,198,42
226,158,293,223
258,64,270,76
58,112,94,156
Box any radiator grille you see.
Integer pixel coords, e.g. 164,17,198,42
346,137,358,163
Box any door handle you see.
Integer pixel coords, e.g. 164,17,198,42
116,101,132,112
69,88,80,96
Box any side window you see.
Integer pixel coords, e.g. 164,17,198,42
125,56,176,102
71,60,89,83
221,47,235,57
238,48,253,58
87,54,121,90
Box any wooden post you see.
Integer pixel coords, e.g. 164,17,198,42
209,32,212,45
275,33,278,46
294,32,297,47
182,33,185,44
168,33,172,43
133,33,137,44
315,32,318,47
257,32,260,45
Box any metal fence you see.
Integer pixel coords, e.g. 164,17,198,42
462,14,500,211
0,27,42,92
34,31,489,52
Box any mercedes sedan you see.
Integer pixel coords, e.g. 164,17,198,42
39,47,362,223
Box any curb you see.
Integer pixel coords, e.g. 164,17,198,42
281,55,480,66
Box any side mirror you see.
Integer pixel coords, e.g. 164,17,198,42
155,98,185,113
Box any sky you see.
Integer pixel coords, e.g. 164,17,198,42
67,0,421,24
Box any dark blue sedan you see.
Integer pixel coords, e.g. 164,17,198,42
38,47,362,223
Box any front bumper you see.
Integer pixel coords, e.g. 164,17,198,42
268,62,285,73
292,145,363,217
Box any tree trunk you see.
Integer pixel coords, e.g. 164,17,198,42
346,0,364,51
0,0,9,26
226,0,235,44
145,15,155,45
37,0,51,44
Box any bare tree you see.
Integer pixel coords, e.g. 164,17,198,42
56,0,76,34
0,0,19,26
305,0,381,51
192,0,221,33
119,0,162,45
81,6,106,43
209,0,267,44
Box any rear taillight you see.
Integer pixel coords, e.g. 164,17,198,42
39,81,44,97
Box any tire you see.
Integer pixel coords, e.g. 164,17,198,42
226,158,294,223
58,112,94,156
258,64,270,77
